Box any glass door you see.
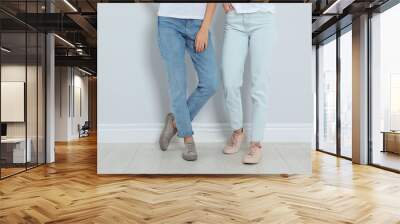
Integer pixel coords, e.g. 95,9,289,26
339,28,352,158
370,4,400,171
317,36,337,154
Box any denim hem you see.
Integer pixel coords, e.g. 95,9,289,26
231,124,244,132
177,131,194,138
249,136,263,143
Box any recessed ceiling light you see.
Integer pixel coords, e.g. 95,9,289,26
1,47,11,53
322,0,354,15
78,67,93,76
54,34,75,48
63,0,78,12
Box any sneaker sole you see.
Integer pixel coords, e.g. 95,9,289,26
159,114,175,151
182,154,198,161
223,149,239,155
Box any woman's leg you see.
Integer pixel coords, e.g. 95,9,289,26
221,14,249,134
221,13,249,154
242,13,275,164
185,20,219,123
248,13,275,143
158,17,193,138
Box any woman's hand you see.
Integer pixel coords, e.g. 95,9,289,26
223,3,234,13
195,3,216,53
195,27,208,53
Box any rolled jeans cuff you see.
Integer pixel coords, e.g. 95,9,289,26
177,130,194,138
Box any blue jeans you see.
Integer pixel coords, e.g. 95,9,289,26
158,16,219,137
222,11,276,142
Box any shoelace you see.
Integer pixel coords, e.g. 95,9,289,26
186,143,196,153
248,145,261,156
229,132,242,147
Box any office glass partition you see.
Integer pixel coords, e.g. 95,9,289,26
25,0,42,170
0,1,47,179
370,4,400,171
0,31,28,178
38,32,45,165
27,31,38,169
36,0,47,166
340,29,352,158
317,37,337,154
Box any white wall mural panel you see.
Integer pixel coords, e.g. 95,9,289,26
97,3,313,174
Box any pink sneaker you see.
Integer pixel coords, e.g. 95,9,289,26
223,130,245,154
243,144,262,164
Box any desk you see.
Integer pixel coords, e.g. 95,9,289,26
382,131,400,154
1,138,32,163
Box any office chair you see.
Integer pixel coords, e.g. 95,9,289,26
79,121,90,138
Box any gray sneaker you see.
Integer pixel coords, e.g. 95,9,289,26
182,142,198,161
159,113,177,151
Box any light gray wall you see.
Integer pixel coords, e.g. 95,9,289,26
55,67,89,141
55,67,70,141
98,3,313,143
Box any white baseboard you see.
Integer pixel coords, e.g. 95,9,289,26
98,123,313,143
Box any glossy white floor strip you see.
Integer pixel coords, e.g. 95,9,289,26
98,143,311,175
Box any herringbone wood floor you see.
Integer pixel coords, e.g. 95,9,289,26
1,136,400,224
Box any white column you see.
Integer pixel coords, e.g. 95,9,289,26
46,33,55,163
352,14,369,164
45,0,56,163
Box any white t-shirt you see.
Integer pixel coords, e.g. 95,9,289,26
232,3,275,14
158,3,207,20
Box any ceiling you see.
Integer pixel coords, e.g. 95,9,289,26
0,0,394,75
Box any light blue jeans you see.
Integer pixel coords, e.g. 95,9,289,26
222,11,275,142
158,16,219,138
